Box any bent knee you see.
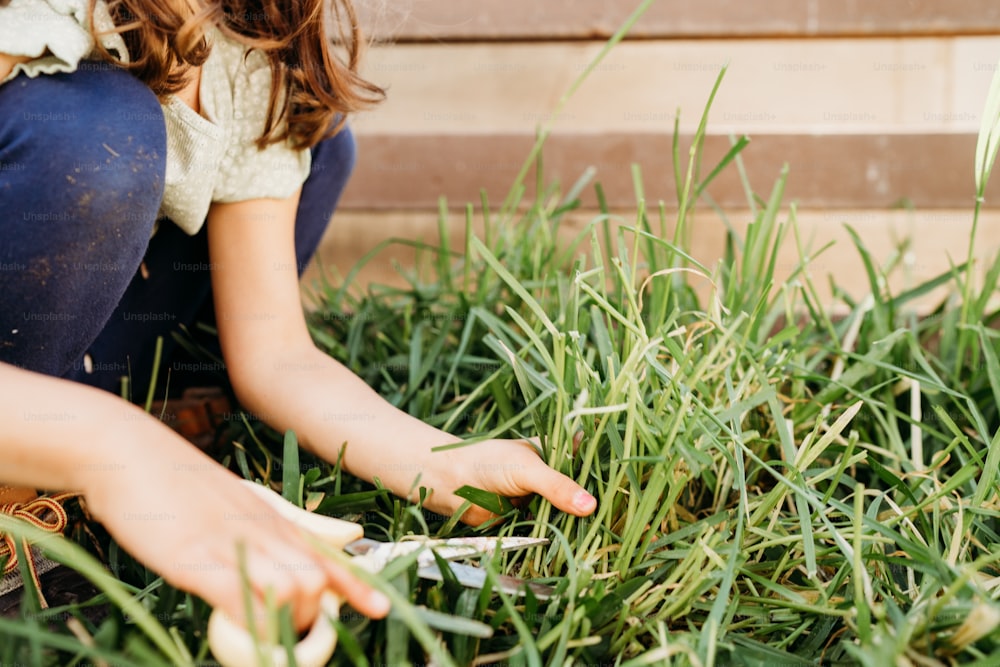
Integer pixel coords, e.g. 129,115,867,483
1,65,166,236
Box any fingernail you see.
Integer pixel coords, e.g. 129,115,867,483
370,591,391,616
573,491,596,512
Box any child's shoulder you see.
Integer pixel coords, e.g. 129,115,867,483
0,0,127,84
200,28,282,129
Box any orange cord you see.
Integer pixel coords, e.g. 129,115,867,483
1,492,79,608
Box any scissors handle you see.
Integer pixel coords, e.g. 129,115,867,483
208,590,341,667
240,479,364,547
208,480,363,667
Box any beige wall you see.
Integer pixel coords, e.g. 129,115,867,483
307,2,1000,308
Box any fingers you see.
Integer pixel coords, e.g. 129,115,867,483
519,461,596,517
263,540,328,632
229,481,390,622
167,519,388,635
505,437,595,517
318,557,390,619
457,503,501,527
441,437,596,523
264,528,390,628
190,541,389,636
174,541,327,635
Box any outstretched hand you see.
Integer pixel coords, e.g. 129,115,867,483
411,437,597,526
83,427,390,635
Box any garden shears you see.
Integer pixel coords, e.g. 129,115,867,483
208,480,552,667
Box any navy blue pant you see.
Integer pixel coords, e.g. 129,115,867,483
0,65,355,395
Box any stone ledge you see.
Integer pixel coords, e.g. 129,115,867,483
360,1,1000,42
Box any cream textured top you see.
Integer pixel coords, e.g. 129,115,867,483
0,0,311,235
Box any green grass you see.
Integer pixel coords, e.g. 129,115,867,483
296,67,1000,664
5,11,1000,667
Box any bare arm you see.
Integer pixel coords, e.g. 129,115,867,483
207,194,597,525
0,361,150,492
0,362,388,629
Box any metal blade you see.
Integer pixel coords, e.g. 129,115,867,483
417,562,556,600
343,538,400,558
344,537,548,571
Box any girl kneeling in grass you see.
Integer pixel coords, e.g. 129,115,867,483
0,0,596,631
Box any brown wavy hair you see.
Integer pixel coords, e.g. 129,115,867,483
91,0,385,148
